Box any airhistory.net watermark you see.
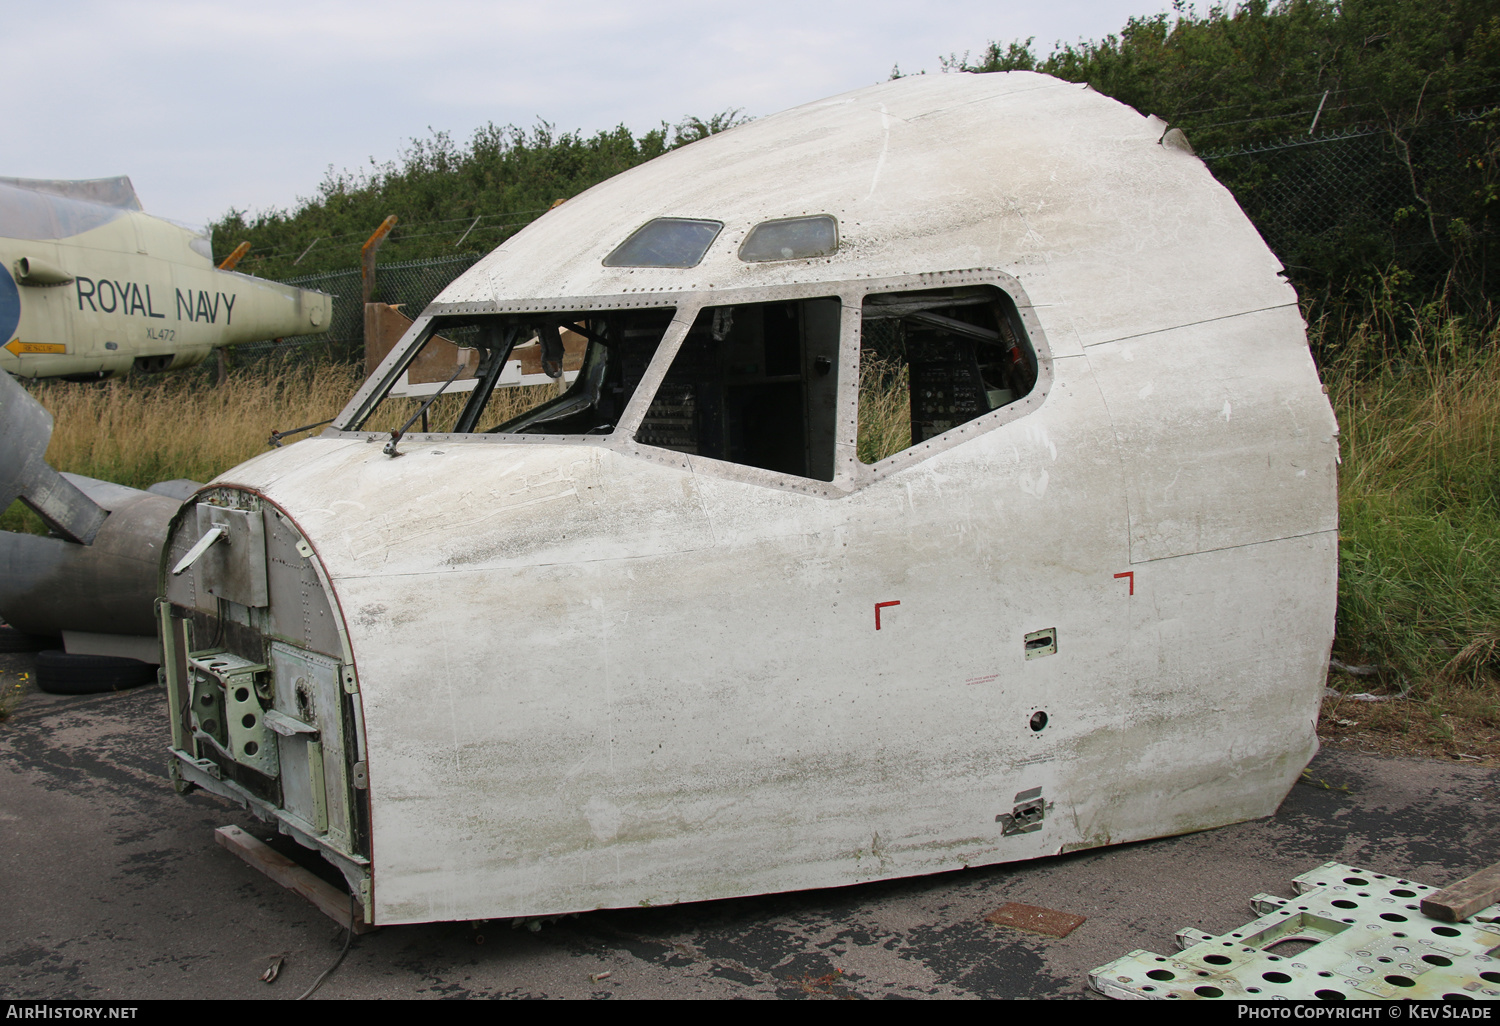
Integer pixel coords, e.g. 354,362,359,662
5,1008,137,1019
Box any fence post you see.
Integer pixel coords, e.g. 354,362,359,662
217,242,251,271
361,216,399,371
360,216,398,305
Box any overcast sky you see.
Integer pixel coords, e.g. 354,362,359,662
8,1,1172,228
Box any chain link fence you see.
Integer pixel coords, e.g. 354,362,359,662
1202,111,1497,320
234,253,483,365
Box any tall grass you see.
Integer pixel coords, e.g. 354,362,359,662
857,355,910,464
363,380,557,435
1320,299,1500,714
10,363,360,488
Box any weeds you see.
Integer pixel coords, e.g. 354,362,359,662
1318,289,1500,716
0,674,26,720
857,355,910,464
362,381,556,435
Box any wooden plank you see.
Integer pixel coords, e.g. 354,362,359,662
1420,861,1500,923
215,825,376,934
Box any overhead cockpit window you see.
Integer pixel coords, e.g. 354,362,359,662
636,297,841,481
738,216,839,262
858,286,1036,464
350,307,676,437
603,218,723,268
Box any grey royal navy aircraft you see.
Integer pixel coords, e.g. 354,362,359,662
27,72,1340,928
0,175,329,380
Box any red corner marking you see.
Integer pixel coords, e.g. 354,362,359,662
1114,571,1134,596
875,601,901,630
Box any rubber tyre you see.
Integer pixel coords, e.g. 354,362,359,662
34,650,157,695
0,627,60,653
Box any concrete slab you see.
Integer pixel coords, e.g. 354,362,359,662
2,662,1497,1000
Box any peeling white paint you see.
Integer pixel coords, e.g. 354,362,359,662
1024,422,1059,463
585,797,623,843
1018,468,1050,499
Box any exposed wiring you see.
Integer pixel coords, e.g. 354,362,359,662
298,893,356,1000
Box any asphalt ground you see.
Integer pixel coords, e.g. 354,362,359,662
2,648,1498,1001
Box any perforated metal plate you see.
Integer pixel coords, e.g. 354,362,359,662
1089,862,1500,1000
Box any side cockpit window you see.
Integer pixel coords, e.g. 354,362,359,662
351,307,676,436
858,286,1036,464
636,298,841,481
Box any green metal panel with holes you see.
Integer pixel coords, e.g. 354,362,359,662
1090,862,1500,1000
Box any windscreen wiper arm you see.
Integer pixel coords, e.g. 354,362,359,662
384,362,467,457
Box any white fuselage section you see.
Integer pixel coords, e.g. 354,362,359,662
162,73,1338,925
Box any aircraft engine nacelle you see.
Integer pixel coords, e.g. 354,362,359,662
13,256,73,286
